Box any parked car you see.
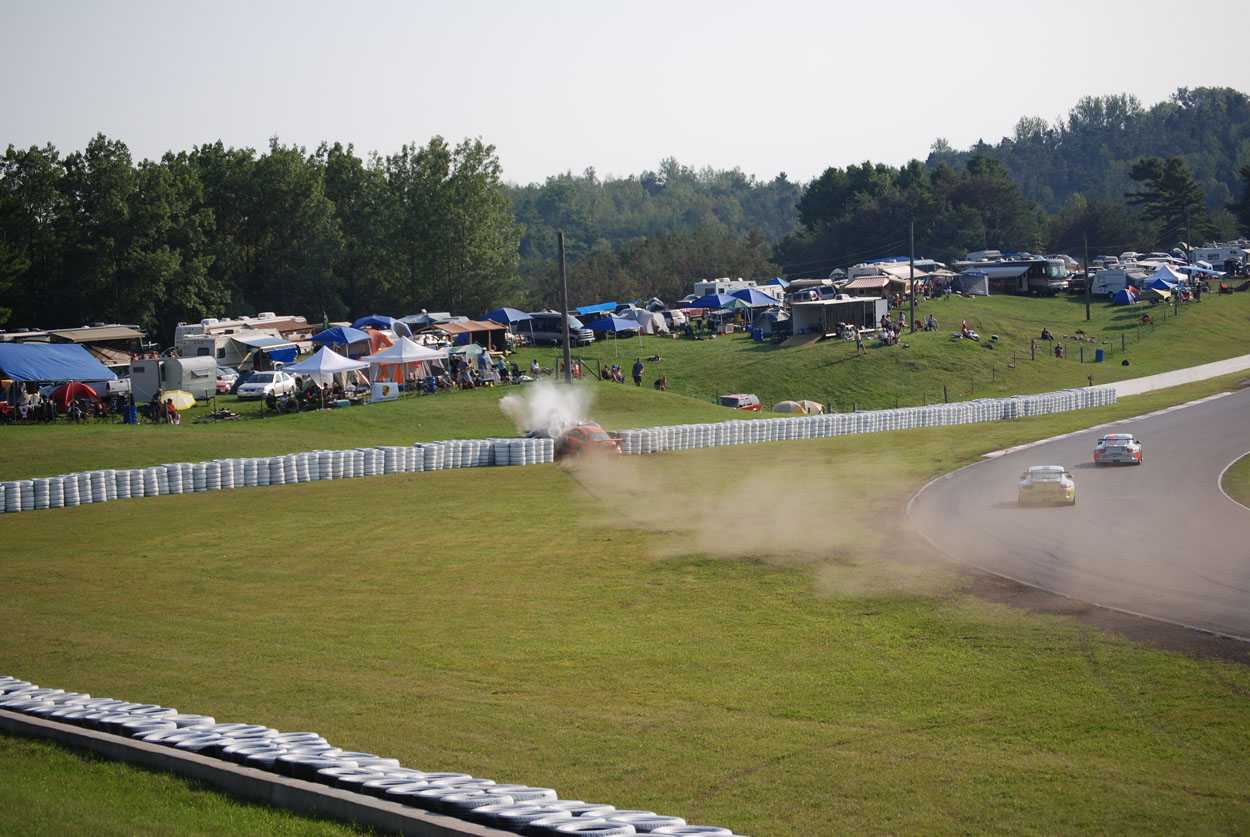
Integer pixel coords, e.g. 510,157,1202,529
526,312,595,346
716,393,762,411
555,422,622,459
1093,432,1143,465
216,366,239,394
1017,465,1076,506
236,370,296,400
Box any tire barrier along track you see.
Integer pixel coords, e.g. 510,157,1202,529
0,677,749,836
0,388,1115,515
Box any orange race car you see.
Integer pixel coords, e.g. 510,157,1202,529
555,422,622,458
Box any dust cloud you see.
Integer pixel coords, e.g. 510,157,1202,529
499,381,593,437
566,446,950,599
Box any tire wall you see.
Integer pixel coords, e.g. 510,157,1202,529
0,387,1115,514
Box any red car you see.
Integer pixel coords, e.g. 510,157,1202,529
716,393,762,411
556,423,622,458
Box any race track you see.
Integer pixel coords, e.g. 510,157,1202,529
908,387,1250,640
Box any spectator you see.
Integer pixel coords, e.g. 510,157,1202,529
632,357,644,386
165,398,180,425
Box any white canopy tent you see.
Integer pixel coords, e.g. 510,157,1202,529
362,337,449,384
284,345,370,388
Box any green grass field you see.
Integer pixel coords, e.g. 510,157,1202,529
2,294,1249,835
1223,455,1250,507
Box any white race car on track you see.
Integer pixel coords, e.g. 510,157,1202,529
1093,432,1143,465
1018,465,1076,506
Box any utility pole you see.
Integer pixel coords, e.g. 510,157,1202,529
908,220,916,334
1084,230,1091,321
559,232,571,384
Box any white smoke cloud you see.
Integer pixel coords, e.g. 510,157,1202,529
499,381,594,438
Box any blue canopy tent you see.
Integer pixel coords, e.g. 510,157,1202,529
764,277,789,288
583,316,641,357
485,307,536,346
0,343,118,382
483,307,533,325
689,293,737,310
730,288,780,307
583,316,641,333
311,325,371,350
352,315,413,337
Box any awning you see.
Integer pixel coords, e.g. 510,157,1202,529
842,277,893,290
423,320,505,335
0,343,118,382
229,334,298,351
978,265,1030,279
50,326,145,343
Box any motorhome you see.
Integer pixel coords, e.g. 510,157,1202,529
174,312,313,346
177,329,298,370
951,254,1069,295
692,278,758,297
1191,244,1249,272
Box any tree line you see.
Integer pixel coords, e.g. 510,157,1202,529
0,136,521,342
2,86,1249,343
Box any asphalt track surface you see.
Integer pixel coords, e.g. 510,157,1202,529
908,387,1250,641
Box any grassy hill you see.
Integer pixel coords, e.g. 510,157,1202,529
2,293,1246,482
1,294,1248,834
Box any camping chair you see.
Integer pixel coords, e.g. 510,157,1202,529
422,376,438,395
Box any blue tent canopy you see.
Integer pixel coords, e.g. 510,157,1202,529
352,315,413,337
1149,277,1177,290
0,343,118,382
483,307,533,325
730,288,779,306
583,317,641,333
689,293,738,310
311,326,370,346
764,277,789,288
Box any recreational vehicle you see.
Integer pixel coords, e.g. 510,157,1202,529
129,356,217,404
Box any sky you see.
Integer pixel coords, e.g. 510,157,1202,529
5,0,1249,186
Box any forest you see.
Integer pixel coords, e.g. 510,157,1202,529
1,86,1248,343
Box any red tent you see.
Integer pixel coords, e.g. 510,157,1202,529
51,382,101,411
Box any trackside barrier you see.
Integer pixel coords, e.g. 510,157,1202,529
613,386,1115,457
0,675,748,836
0,388,1113,514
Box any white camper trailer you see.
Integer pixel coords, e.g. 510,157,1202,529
1090,268,1150,298
128,356,218,404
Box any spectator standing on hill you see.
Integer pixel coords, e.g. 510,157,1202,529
856,331,867,355
632,357,644,386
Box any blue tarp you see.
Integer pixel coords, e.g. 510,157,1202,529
575,302,618,317
0,343,118,382
764,277,789,288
